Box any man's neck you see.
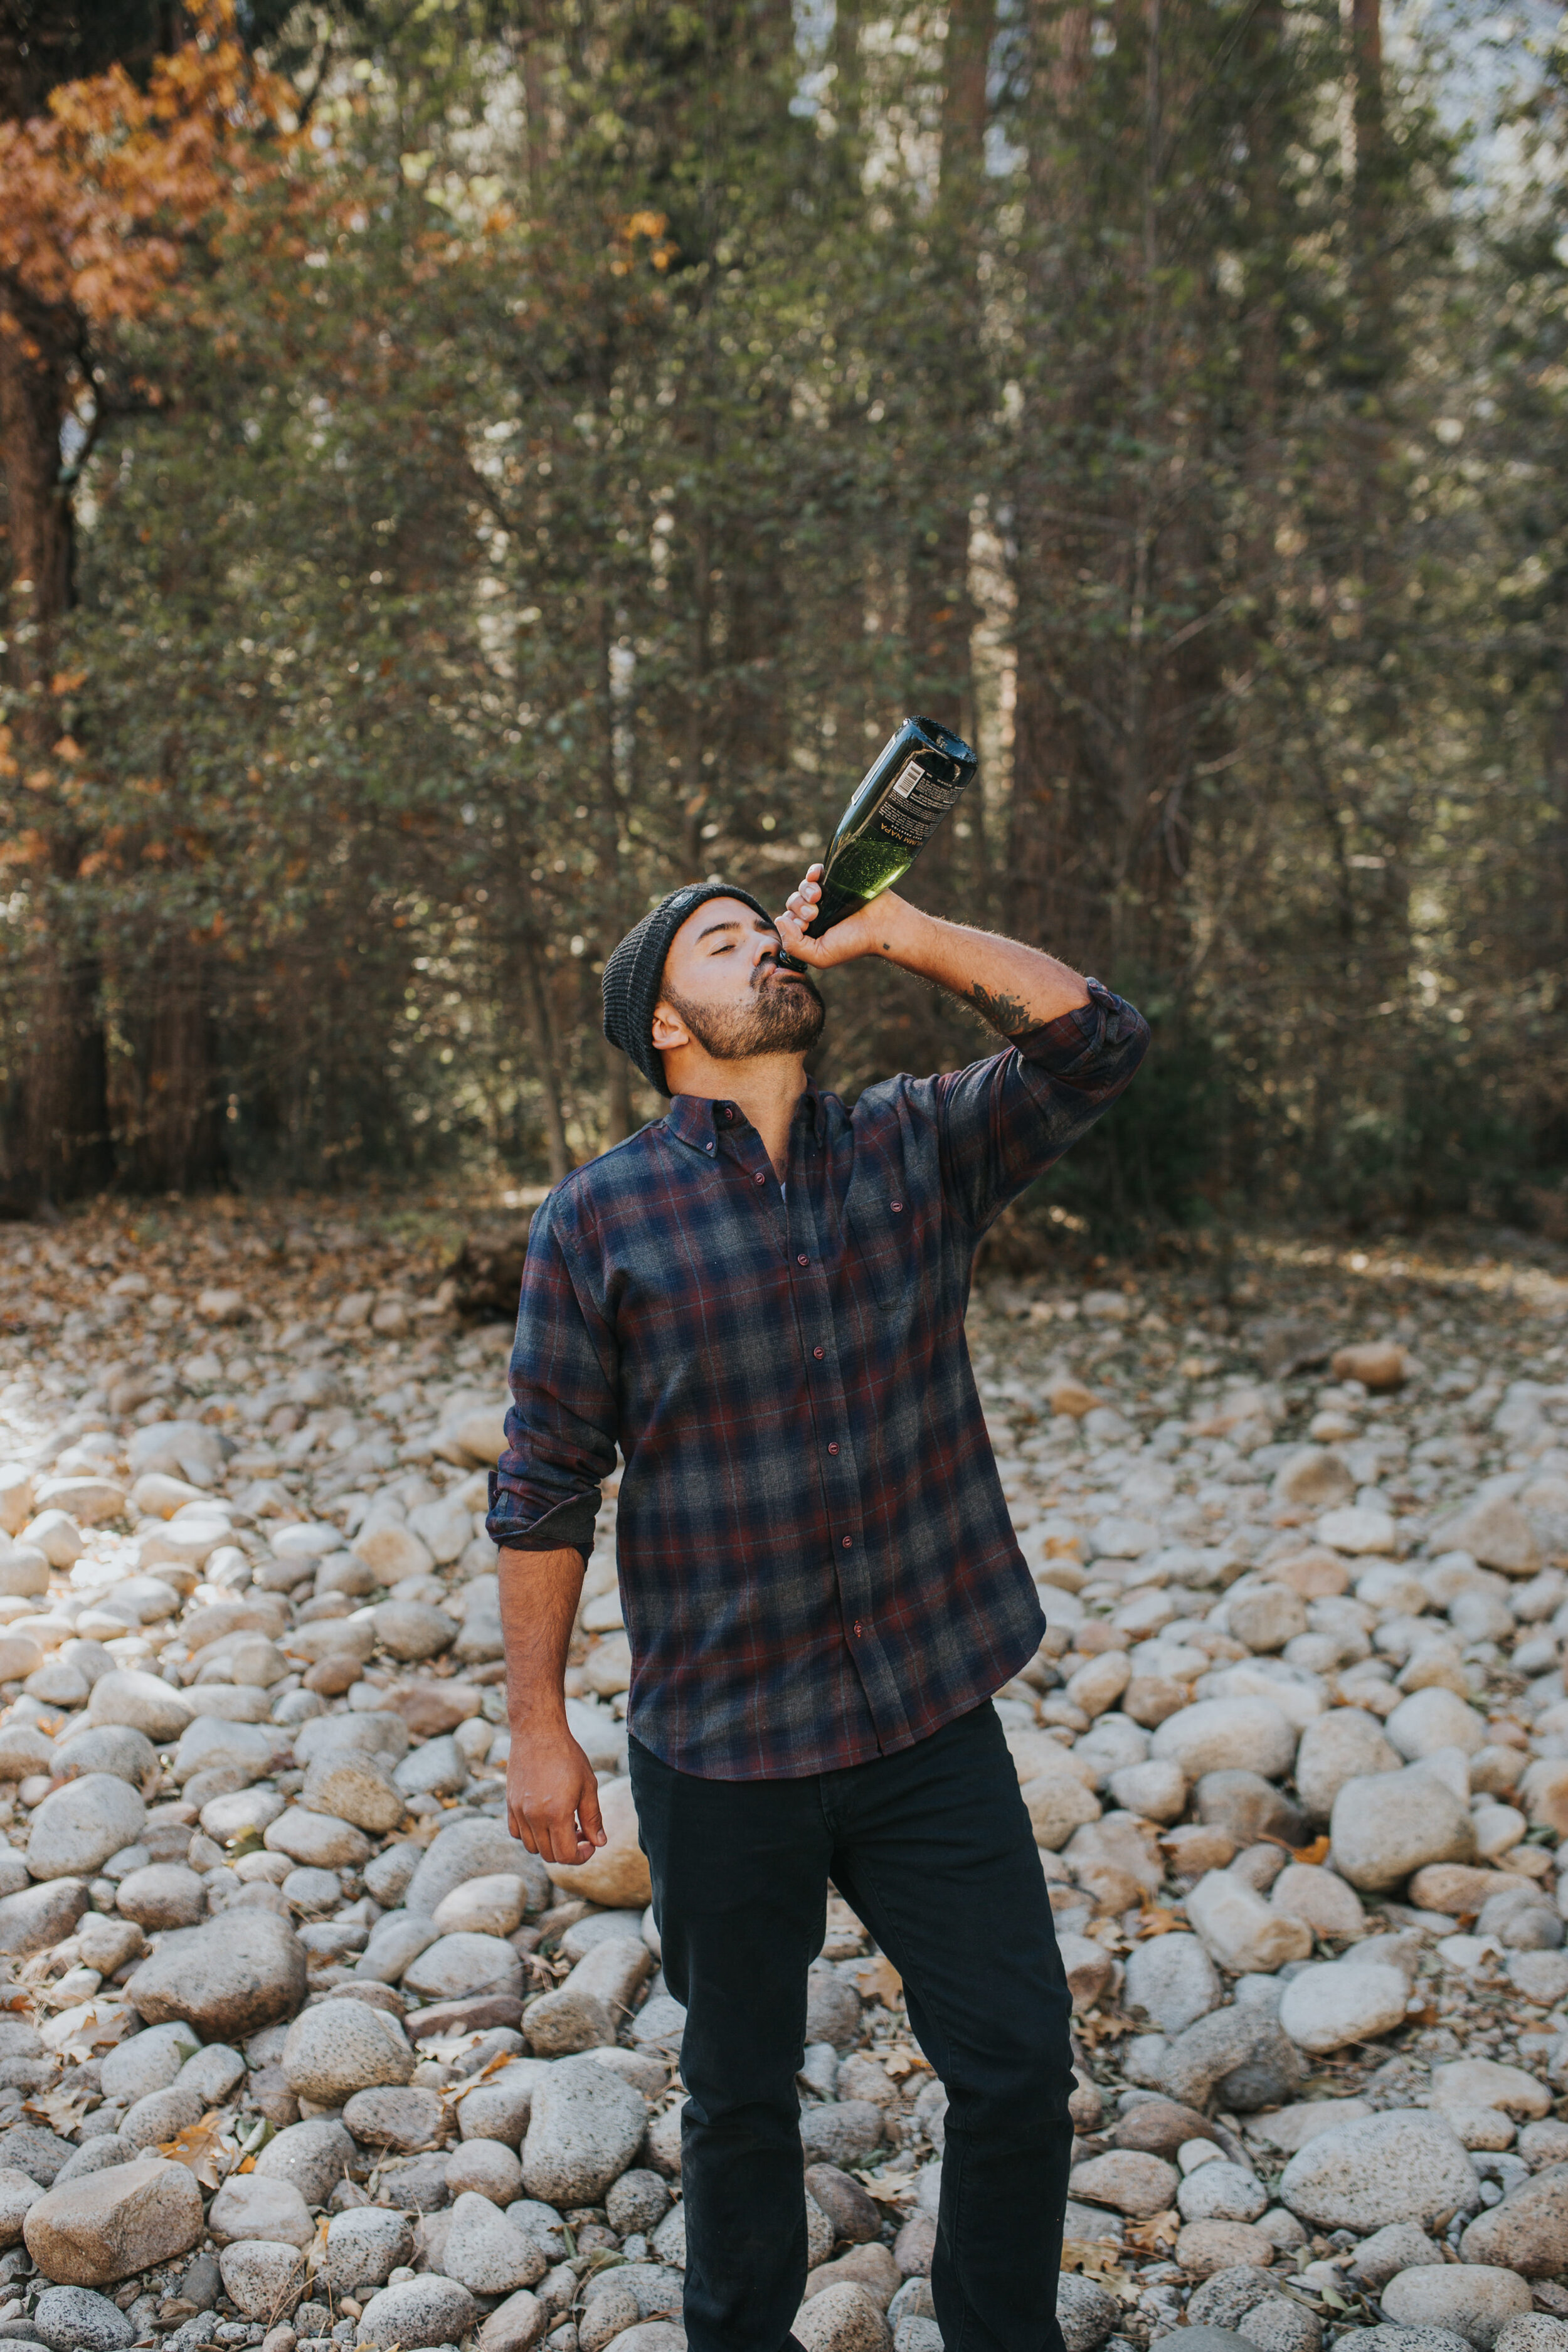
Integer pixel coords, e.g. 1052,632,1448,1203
664,1051,808,1179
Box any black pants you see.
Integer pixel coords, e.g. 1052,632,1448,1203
629,1703,1075,2352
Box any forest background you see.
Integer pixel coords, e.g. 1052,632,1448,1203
1,0,1566,1253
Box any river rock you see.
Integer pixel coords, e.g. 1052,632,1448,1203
1387,1687,1487,1761
443,2190,549,2294
85,1671,193,1743
1067,2151,1179,2216
1278,2109,1479,2230
1433,2062,1552,2119
115,1863,205,1930
0,2164,42,2245
218,2238,304,2319
1278,1961,1411,2054
302,1756,406,1833
1293,1709,1401,1820
405,1817,550,1918
1158,2006,1302,2113
1381,2266,1534,2348
1123,1934,1221,2034
53,1725,159,1789
793,2281,891,2352
1193,1771,1307,1849
253,2116,356,2206
282,2000,415,2104
1151,1700,1297,1783
1461,2168,1568,2274
521,2055,648,2205
23,2154,203,2284
125,1909,306,2040
324,2204,416,2292
1177,2163,1269,2224
208,2173,315,2249
1330,1764,1477,1890
1432,1497,1540,1577
28,2284,137,2352
1056,2275,1119,2352
1350,2223,1446,2289
26,1776,145,1882
402,1931,524,2004
1186,1872,1312,1974
0,1878,89,1957
355,2274,479,2348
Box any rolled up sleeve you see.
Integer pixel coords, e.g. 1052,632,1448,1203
485,1200,619,1559
935,976,1150,1230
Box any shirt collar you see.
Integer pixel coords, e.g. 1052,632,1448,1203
663,1081,824,1157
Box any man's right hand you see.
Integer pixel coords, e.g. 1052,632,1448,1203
507,1728,607,1866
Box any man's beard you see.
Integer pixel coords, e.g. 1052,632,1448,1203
663,970,825,1062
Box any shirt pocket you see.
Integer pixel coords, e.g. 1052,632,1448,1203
846,1150,917,1315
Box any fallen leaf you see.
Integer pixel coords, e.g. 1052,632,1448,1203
880,2045,930,2082
24,2087,94,2136
1123,2209,1180,2255
842,1955,902,2004
1134,1905,1182,1939
155,2109,235,2190
850,2169,917,2205
1288,1835,1332,1866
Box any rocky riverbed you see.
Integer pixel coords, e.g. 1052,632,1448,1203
0,1204,1565,2352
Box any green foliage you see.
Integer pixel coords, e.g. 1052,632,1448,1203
0,0,1565,1224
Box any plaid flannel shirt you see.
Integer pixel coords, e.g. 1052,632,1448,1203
487,977,1149,1779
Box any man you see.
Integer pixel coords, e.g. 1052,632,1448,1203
489,864,1148,2352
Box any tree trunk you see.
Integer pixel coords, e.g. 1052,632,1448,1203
0,273,112,1207
1007,0,1092,963
904,0,996,748
117,931,225,1193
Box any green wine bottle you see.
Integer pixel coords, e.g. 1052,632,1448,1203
775,714,978,970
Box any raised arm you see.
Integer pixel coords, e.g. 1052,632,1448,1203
776,867,1090,1036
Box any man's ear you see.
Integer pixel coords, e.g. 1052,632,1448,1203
650,1000,690,1052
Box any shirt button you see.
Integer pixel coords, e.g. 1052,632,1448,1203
797,1253,808,1266
842,1535,853,1549
827,1442,839,1455
812,1346,825,1360
890,1199,903,1213
853,1620,863,1637
706,1142,715,1153
753,1170,766,1185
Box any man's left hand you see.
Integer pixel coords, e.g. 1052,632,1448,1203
776,865,922,970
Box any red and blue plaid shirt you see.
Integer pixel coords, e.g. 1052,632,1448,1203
488,978,1148,1779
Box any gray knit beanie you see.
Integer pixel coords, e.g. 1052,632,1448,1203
601,881,773,1095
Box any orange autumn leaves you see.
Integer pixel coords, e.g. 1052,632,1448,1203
0,0,296,336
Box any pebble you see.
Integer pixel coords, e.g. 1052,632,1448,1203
354,2274,479,2348
1067,2151,1180,2216
1278,2109,1480,2231
1330,1762,1479,1890
26,1775,146,1882
280,2000,415,2104
1123,1932,1221,2033
124,1910,307,2042
1277,1959,1411,2053
29,2284,137,2352
23,2154,204,2284
1380,2264,1535,2348
1461,2166,1568,2274
217,2238,304,2319
521,2056,648,2206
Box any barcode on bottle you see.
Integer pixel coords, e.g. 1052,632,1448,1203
889,760,924,800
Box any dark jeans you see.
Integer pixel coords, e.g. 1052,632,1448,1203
629,1703,1075,2352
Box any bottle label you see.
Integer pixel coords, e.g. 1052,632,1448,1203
879,759,963,847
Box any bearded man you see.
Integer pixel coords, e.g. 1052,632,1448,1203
489,863,1148,2352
